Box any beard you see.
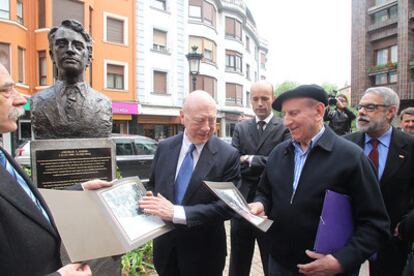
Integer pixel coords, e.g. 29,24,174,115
8,107,25,121
357,115,388,133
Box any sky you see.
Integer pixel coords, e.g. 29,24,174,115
245,0,351,89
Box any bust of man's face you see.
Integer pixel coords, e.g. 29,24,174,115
51,27,89,79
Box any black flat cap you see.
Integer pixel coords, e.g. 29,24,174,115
272,84,328,111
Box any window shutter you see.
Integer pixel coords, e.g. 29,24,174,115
53,0,84,26
107,17,124,44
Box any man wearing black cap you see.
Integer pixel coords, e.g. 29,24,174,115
249,84,390,275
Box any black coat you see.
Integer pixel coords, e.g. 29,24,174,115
345,128,414,231
232,116,290,202
147,134,240,276
0,148,61,276
255,127,390,273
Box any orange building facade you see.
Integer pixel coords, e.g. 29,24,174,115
0,0,136,150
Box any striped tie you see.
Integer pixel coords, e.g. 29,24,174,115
0,151,50,223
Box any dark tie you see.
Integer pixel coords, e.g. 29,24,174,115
64,86,81,119
368,139,379,172
175,144,195,204
0,151,50,222
257,120,266,136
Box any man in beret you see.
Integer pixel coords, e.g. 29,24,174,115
249,84,390,275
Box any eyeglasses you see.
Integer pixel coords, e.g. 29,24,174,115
356,104,389,112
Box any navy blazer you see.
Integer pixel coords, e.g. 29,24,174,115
147,134,240,276
255,127,390,273
0,147,61,276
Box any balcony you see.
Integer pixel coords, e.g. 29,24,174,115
368,62,398,76
368,17,397,32
367,0,397,15
222,0,245,10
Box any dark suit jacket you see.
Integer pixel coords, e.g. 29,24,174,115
0,148,61,276
147,134,240,276
232,116,290,201
255,127,390,273
345,128,414,231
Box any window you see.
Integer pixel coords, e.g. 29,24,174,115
373,5,397,24
38,51,47,85
16,0,23,24
189,0,216,28
374,71,397,85
376,45,397,65
261,53,266,69
153,71,167,94
225,17,242,41
107,64,125,90
375,0,387,6
246,64,250,80
38,0,45,28
106,16,125,44
226,83,243,106
53,0,84,26
151,0,166,10
246,91,250,107
153,29,167,52
226,50,242,73
190,74,217,99
255,46,258,61
189,36,217,64
0,43,10,72
245,35,250,52
18,47,24,83
0,0,9,19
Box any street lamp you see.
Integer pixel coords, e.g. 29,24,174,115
186,46,203,91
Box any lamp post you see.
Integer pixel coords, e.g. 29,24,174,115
186,46,203,91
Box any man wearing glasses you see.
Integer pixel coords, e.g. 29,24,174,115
345,87,414,276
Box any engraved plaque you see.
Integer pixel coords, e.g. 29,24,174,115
31,138,116,189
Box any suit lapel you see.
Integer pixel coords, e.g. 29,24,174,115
256,116,277,151
0,149,58,238
381,129,407,182
182,138,215,204
248,119,260,147
164,135,182,202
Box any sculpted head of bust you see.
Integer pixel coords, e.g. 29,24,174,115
48,19,92,84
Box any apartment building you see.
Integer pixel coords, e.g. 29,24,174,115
352,0,414,109
136,0,268,139
0,0,136,151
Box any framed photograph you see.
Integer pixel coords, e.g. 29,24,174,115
204,181,273,232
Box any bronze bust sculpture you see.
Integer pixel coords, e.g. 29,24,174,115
31,20,112,139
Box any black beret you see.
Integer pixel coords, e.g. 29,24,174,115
272,84,328,111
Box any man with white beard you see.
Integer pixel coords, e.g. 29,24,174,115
345,86,414,276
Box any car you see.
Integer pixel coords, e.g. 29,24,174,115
14,135,158,183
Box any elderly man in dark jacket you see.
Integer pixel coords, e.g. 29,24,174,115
250,85,390,275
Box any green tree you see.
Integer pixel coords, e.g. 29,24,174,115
274,81,299,96
321,82,338,94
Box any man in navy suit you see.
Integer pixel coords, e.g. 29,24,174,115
140,90,240,276
0,64,111,276
345,86,414,276
229,81,290,276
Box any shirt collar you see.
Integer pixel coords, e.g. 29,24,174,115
364,126,393,148
255,113,273,125
56,80,87,98
183,132,205,154
292,125,326,154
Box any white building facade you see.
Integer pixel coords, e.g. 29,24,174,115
136,0,268,139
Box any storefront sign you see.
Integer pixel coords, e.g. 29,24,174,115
112,102,139,115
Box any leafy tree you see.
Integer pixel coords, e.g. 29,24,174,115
274,81,299,96
321,82,338,94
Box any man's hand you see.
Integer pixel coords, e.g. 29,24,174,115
248,202,266,217
297,250,343,276
139,192,174,221
81,179,112,190
57,263,92,276
240,155,250,163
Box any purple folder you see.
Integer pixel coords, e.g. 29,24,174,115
314,190,354,254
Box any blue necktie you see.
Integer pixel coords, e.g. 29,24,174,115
175,144,195,204
0,151,50,223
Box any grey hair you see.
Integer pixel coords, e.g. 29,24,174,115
400,107,414,120
364,86,400,113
